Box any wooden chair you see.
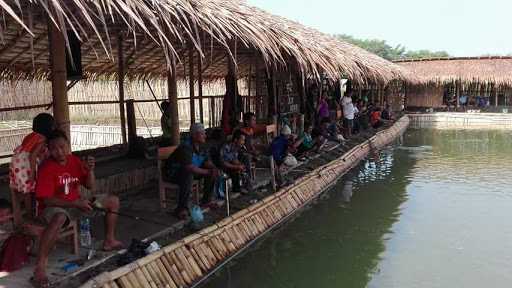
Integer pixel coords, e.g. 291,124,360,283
10,189,79,256
158,146,200,210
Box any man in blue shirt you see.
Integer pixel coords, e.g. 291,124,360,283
164,123,220,219
271,125,294,166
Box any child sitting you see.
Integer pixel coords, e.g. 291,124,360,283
9,113,55,217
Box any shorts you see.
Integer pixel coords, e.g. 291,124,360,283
343,118,354,129
40,194,108,226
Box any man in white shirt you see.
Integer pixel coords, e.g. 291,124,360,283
341,91,355,138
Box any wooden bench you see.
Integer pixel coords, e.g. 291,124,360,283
10,190,79,256
157,146,200,210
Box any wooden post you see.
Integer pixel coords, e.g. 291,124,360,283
247,64,252,113
455,81,460,108
227,49,240,121
254,59,261,119
168,58,180,146
48,21,70,140
197,50,204,124
126,99,137,145
188,43,195,125
495,86,499,107
272,67,278,117
117,33,127,145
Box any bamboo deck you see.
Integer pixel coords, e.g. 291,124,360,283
81,116,410,288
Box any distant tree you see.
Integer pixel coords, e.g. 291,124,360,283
334,34,449,61
404,50,449,59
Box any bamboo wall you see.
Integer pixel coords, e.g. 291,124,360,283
81,116,410,288
406,85,444,108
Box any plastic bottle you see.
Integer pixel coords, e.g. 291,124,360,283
80,218,92,248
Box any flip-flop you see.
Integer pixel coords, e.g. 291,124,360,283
102,243,125,252
30,276,50,288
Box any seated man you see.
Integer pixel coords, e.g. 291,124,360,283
33,130,121,286
370,107,384,129
164,123,220,219
220,130,251,194
381,104,393,120
271,125,299,168
240,112,258,155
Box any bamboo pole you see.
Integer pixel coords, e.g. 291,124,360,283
48,20,70,140
198,50,204,124
117,33,127,146
247,64,252,113
188,43,196,125
495,86,499,107
167,59,180,145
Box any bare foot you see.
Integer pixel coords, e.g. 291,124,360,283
103,239,124,251
31,269,49,288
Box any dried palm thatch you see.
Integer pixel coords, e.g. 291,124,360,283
0,0,411,85
395,56,512,86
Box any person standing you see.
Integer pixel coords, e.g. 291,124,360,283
317,95,330,125
341,91,355,138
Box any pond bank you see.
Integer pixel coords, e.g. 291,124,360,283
79,116,410,288
408,112,512,129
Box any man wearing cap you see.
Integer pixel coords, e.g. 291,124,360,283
164,123,220,219
271,125,296,167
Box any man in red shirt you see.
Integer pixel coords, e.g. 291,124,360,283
33,130,122,286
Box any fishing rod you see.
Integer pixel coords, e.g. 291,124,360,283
145,80,165,115
93,206,170,227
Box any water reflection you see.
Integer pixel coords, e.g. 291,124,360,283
200,142,416,288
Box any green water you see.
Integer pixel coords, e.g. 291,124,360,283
199,129,512,288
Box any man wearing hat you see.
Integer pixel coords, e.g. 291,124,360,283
164,123,220,219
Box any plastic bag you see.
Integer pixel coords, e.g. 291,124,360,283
190,205,204,224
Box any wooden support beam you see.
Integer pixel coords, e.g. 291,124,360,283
168,58,180,145
227,48,240,122
117,33,127,145
495,87,499,107
197,50,204,124
188,43,195,125
247,63,252,113
271,67,278,117
48,21,70,140
126,99,137,148
455,81,460,108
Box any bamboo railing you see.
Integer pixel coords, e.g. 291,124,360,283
81,116,410,288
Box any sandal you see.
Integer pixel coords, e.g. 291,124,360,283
30,276,50,288
102,242,125,252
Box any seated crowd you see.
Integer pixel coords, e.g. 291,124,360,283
0,94,394,286
161,92,394,221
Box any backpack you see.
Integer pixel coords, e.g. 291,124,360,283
0,233,32,272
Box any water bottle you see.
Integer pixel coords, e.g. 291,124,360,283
80,218,92,248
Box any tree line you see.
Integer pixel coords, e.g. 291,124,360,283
335,34,450,61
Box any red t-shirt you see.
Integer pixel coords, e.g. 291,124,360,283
35,155,88,212
370,111,381,126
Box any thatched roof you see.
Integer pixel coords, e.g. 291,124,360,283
395,56,512,86
0,0,409,84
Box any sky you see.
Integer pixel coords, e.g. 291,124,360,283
247,0,510,57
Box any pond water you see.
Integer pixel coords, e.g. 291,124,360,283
199,129,512,288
